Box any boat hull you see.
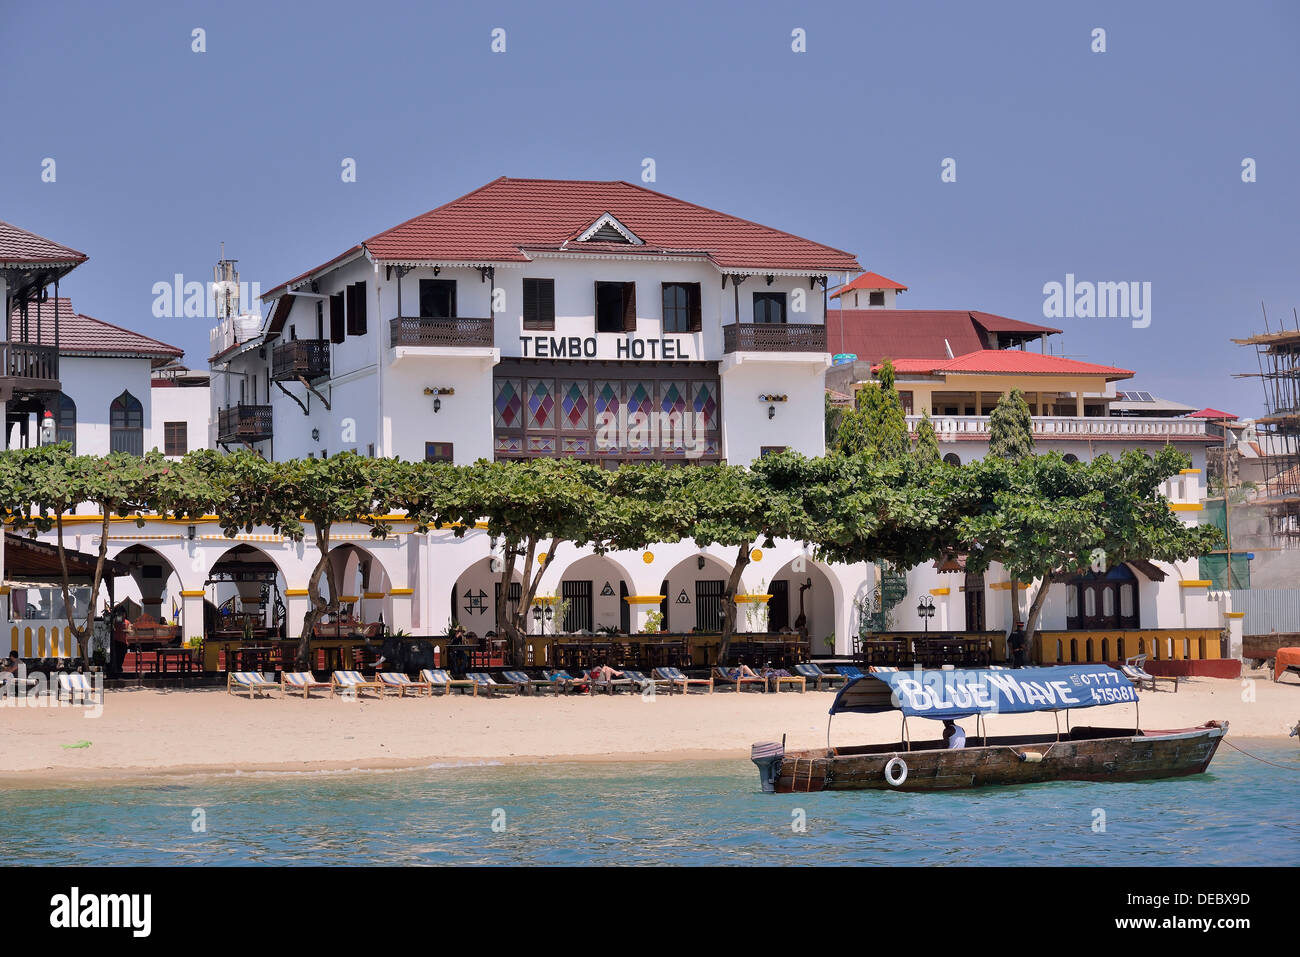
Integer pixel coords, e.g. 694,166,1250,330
753,722,1228,793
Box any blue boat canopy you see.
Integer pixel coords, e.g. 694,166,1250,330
828,666,1137,720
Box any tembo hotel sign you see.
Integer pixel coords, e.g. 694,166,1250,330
518,335,691,360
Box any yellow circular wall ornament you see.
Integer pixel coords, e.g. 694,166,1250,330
642,551,654,564
538,552,547,564
750,548,763,562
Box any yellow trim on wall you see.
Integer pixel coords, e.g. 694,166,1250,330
929,587,951,596
179,590,206,597
988,581,1016,591
1224,612,1245,619
362,591,387,600
532,595,560,605
339,595,361,603
285,589,310,597
1170,503,1204,512
735,594,773,603
624,595,666,605
1179,468,1201,474
1179,580,1212,588
390,588,414,596
0,586,10,596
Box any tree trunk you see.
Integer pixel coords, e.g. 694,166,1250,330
55,508,111,670
295,528,338,669
715,542,752,666
509,537,561,669
1021,573,1054,666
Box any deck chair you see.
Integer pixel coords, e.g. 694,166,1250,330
55,673,101,704
543,669,587,694
763,668,806,693
835,665,868,681
501,669,560,695
465,672,520,696
1121,655,1179,693
712,666,767,692
331,670,382,698
420,669,478,696
793,663,846,691
281,671,330,699
377,672,432,697
653,666,713,694
228,671,278,698
585,668,636,695
623,669,673,694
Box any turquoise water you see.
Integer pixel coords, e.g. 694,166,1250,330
4,742,1298,866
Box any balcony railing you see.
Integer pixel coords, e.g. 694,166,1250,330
272,339,330,381
389,316,494,348
217,404,273,444
722,322,827,354
905,414,1211,440
0,341,59,382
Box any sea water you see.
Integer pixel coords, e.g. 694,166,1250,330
3,742,1297,866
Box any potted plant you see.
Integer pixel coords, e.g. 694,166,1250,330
642,611,665,634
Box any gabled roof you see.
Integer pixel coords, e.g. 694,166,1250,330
7,298,183,364
1189,407,1237,420
882,349,1134,381
0,220,88,267
829,271,908,298
824,309,1060,364
266,177,861,298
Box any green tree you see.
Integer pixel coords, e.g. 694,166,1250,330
958,447,1222,656
988,388,1034,460
913,410,940,466
824,390,845,449
833,358,909,459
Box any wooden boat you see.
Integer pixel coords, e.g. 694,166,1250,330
751,665,1227,793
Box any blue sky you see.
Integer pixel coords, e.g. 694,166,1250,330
2,0,1297,416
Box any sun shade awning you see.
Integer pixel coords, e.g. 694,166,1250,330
828,665,1137,720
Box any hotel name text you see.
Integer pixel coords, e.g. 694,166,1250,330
518,335,690,360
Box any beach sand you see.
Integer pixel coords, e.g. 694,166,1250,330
2,666,1295,785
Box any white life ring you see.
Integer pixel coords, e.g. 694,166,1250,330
884,756,908,787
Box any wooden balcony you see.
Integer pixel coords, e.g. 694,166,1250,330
389,316,494,348
0,341,60,399
722,322,827,354
216,404,273,445
272,339,330,381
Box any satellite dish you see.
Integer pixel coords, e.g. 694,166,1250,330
832,353,857,365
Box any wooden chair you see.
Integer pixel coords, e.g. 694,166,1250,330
1121,655,1179,693
712,666,767,693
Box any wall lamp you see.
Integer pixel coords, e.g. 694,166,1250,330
760,393,787,420
424,386,454,413
311,428,320,441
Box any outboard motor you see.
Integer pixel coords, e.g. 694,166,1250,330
751,741,784,793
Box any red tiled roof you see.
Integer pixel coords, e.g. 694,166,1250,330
1189,407,1236,420
824,309,1058,364
830,271,908,298
0,220,88,266
266,177,861,298
7,298,183,362
879,349,1134,380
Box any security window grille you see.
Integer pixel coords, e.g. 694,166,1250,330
595,281,636,333
164,421,188,456
523,278,556,330
419,279,456,319
425,442,454,463
695,580,725,632
662,282,701,333
562,580,593,633
768,580,789,631
752,292,786,324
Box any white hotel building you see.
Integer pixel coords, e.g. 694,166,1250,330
1,183,1238,673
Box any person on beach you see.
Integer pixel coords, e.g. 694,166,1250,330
942,720,966,749
590,663,625,682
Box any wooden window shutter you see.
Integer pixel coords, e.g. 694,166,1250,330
622,281,636,332
329,293,345,344
687,282,702,332
523,279,538,326
540,278,555,327
345,284,357,336
351,281,367,335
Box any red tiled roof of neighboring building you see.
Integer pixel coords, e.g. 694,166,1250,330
7,298,183,363
824,309,1059,364
0,220,88,266
878,349,1134,380
829,271,908,298
1189,407,1236,420
266,177,861,298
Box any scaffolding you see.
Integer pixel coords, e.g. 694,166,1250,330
1232,308,1300,545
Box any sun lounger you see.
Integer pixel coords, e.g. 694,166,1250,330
793,663,846,691
228,671,279,698
763,668,805,693
377,672,432,697
420,669,478,696
280,671,331,698
465,672,520,696
331,670,382,697
1121,655,1179,693
835,665,868,681
622,669,673,694
712,666,767,692
543,669,587,694
501,669,561,695
55,672,101,704
584,668,636,694
653,666,713,694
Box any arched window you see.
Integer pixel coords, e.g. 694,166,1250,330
1063,453,1079,464
1066,564,1140,630
53,393,76,450
109,390,144,455
942,452,961,466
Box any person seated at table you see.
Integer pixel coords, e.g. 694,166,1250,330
942,720,966,749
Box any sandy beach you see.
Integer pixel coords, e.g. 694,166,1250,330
2,667,1295,786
